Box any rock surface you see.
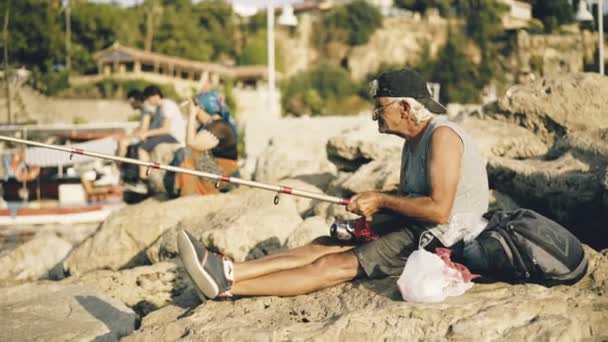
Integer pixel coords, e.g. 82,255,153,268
0,232,72,286
253,116,367,183
0,282,136,341
147,143,182,194
64,260,190,317
64,196,227,276
146,188,302,263
285,216,332,249
123,249,608,342
494,73,608,142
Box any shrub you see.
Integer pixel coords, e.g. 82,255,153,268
532,0,574,34
238,30,284,72
281,63,359,116
529,55,544,75
316,1,383,47
31,68,70,96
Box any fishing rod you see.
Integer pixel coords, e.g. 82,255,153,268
0,135,352,206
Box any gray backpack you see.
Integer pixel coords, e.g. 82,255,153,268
460,209,588,287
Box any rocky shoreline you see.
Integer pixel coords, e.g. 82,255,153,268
0,73,606,341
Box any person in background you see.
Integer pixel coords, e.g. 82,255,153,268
117,89,153,159
175,91,239,197
128,85,186,194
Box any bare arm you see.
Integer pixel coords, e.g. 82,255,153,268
133,114,151,136
186,101,219,151
347,126,463,224
142,116,171,138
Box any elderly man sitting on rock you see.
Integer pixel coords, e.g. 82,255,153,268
177,69,489,301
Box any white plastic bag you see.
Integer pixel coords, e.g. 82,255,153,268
397,248,474,303
440,212,488,247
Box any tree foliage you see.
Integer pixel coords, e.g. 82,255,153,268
455,0,508,48
281,63,358,116
237,30,284,71
532,0,574,33
316,1,383,46
414,30,482,103
71,2,141,73
0,0,63,72
393,0,455,16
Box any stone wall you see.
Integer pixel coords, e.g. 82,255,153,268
506,29,602,82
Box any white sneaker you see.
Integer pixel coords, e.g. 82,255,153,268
124,181,148,194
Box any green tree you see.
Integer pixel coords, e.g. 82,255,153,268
151,0,238,62
317,1,383,47
237,29,284,71
456,0,507,48
0,0,63,72
394,0,455,16
430,30,481,103
532,0,574,33
70,2,140,73
282,63,357,116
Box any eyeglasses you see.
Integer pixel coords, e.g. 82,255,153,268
372,100,399,119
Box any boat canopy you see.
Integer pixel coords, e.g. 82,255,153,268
24,137,117,167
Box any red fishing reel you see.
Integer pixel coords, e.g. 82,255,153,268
330,217,378,243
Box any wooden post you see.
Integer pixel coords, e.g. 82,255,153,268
3,6,10,124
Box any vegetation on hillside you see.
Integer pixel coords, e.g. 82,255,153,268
0,0,581,111
315,1,383,47
281,63,361,116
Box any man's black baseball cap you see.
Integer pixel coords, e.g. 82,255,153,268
370,69,446,114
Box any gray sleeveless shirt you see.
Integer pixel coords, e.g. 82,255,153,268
399,116,489,246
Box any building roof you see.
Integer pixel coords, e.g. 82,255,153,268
94,42,270,80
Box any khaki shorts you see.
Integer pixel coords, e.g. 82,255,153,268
350,217,441,278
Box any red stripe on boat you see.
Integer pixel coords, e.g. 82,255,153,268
280,186,293,194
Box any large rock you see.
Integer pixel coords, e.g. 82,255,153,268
487,152,607,249
493,73,608,142
278,179,325,217
147,143,181,194
65,260,192,317
124,249,608,341
458,116,549,159
0,232,72,286
488,190,520,212
146,188,303,263
326,120,403,171
253,116,366,182
347,15,448,81
285,216,331,249
339,156,401,194
64,196,228,276
0,282,136,341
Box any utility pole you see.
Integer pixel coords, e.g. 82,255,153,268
267,4,276,117
65,0,71,71
3,6,10,124
599,0,604,75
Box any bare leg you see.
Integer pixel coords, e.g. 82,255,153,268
233,236,354,282
117,137,129,158
231,251,360,297
138,148,150,179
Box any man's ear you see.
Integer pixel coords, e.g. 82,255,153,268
399,100,411,119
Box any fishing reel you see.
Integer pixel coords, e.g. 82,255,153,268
329,217,378,243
